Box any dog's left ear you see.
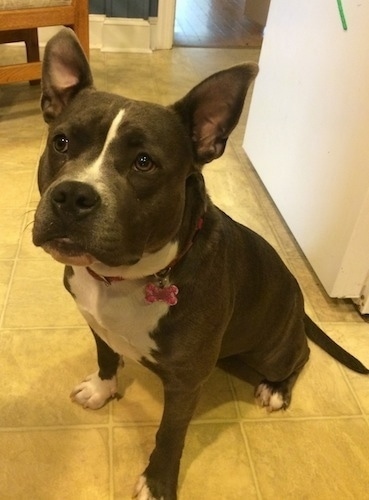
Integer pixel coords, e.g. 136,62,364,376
41,28,93,123
172,63,258,164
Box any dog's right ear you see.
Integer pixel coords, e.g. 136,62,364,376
41,28,93,123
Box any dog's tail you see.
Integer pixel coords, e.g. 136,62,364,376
304,315,369,374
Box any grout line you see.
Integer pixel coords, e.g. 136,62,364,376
364,416,369,431
1,413,367,435
108,398,115,500
0,420,162,433
0,325,88,331
227,373,263,500
239,414,369,423
0,422,156,434
336,362,367,416
0,423,111,433
0,262,16,329
239,423,263,500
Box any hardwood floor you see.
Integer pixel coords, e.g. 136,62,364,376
174,0,263,48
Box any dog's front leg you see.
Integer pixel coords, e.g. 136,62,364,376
71,330,122,409
134,385,201,500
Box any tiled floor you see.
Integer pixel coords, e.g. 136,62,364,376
1,43,369,500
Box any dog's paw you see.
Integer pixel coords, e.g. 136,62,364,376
133,476,164,500
255,381,289,412
70,371,118,409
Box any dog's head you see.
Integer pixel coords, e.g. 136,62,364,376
32,28,258,272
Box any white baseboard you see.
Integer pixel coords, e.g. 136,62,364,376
89,14,104,49
36,14,156,53
101,16,151,53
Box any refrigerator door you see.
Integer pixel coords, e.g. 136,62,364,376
243,0,369,302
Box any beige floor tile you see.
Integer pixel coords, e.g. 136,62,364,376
0,328,109,427
3,259,85,328
29,176,42,205
322,322,369,414
0,209,27,259
1,428,110,499
244,164,308,260
244,418,369,499
174,47,260,81
106,53,157,101
17,203,51,260
289,257,362,323
88,49,108,90
113,362,238,424
232,342,361,419
113,360,164,424
0,261,13,322
0,169,35,209
204,155,282,250
0,111,44,173
113,423,258,500
0,144,40,173
0,81,41,119
113,425,156,499
193,368,238,420
180,423,258,500
18,224,48,260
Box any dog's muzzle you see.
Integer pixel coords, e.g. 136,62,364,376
33,180,103,266
33,179,144,267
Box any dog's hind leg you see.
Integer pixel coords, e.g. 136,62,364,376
254,371,301,412
219,356,303,412
70,330,122,409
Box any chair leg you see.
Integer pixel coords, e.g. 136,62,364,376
24,28,40,85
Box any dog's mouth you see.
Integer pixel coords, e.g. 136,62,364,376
42,237,97,266
39,236,142,268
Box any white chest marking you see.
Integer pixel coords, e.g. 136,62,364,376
69,266,170,363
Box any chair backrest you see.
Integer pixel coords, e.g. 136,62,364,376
0,0,89,84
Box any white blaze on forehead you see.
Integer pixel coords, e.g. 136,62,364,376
80,108,126,182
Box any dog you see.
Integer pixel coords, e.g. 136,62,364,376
32,29,368,500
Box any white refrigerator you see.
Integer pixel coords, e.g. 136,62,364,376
243,0,369,313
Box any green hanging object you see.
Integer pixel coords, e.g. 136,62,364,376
337,0,348,30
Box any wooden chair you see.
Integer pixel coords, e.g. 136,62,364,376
0,0,89,85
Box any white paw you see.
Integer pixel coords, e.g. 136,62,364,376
70,371,118,409
133,475,163,500
255,382,285,412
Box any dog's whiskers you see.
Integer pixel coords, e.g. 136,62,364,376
23,218,35,233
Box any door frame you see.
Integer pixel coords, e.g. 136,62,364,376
155,0,176,49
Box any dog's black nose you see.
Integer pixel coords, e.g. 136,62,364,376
51,181,101,218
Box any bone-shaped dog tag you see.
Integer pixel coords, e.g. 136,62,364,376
144,282,179,306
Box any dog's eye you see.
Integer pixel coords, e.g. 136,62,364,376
53,134,69,154
133,153,156,173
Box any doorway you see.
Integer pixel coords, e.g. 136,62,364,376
173,0,263,48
